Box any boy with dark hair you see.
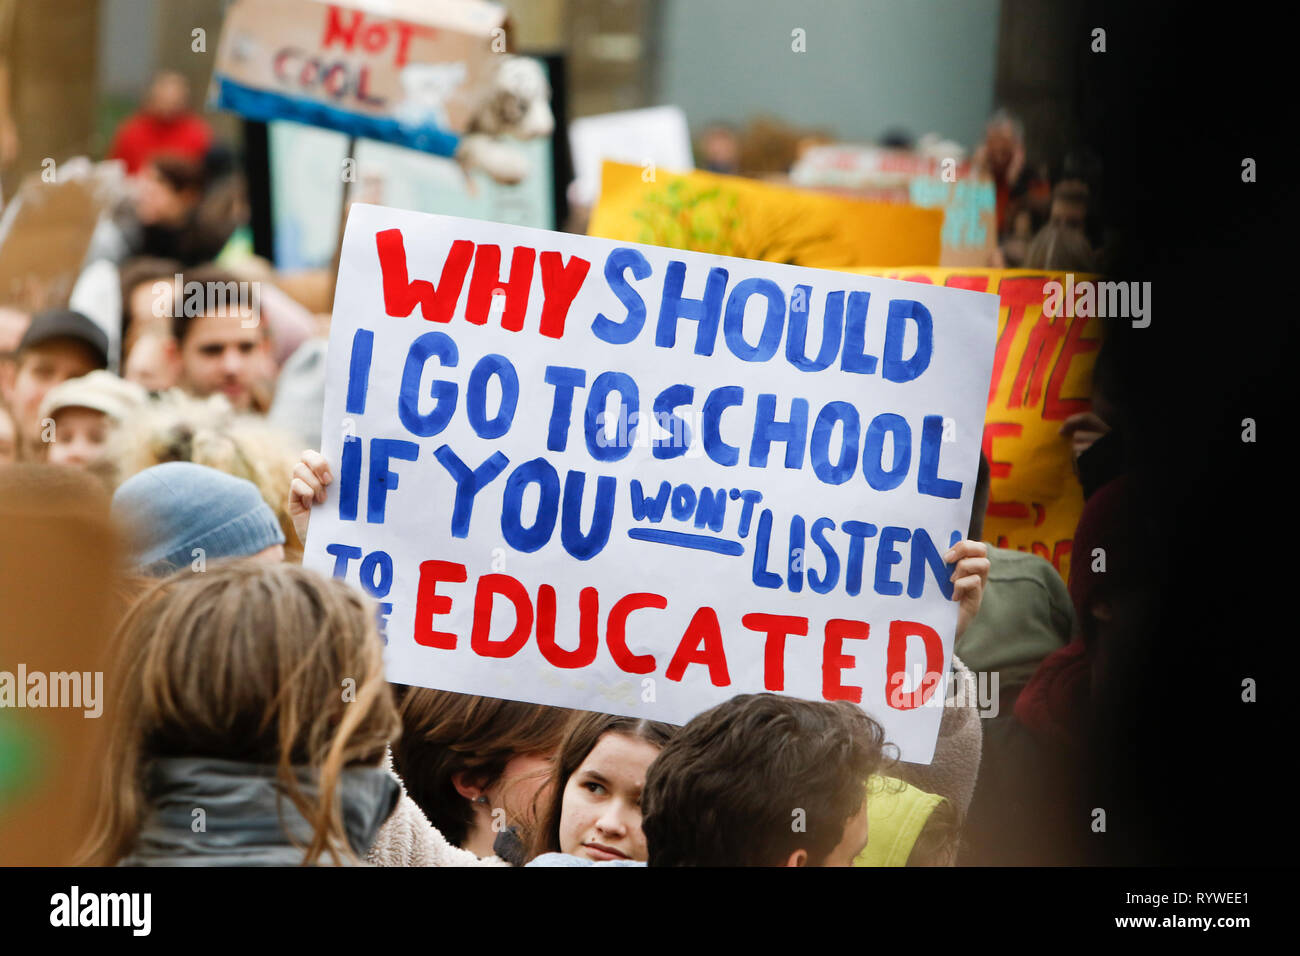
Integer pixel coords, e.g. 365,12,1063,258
168,266,272,413
641,694,888,866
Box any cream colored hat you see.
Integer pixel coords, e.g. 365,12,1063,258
38,370,149,423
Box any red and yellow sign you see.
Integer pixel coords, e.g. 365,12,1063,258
850,268,1100,581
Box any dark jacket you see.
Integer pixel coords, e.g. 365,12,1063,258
118,757,399,866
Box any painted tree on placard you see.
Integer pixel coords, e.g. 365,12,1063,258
631,179,839,266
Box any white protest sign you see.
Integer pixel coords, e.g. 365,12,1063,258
304,203,998,762
567,106,694,208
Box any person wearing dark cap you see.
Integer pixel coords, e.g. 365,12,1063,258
0,308,108,460
111,461,285,576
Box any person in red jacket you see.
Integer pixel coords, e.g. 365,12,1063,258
107,70,213,176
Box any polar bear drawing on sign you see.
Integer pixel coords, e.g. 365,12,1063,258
455,57,554,185
392,56,555,186
393,61,468,132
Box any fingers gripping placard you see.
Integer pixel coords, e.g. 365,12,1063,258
304,204,998,763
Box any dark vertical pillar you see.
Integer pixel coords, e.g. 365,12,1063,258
240,117,273,263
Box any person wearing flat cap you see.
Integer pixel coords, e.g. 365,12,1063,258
1,307,108,460
38,369,147,470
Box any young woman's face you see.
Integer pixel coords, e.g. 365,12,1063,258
558,731,661,863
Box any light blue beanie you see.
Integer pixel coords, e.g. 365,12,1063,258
112,462,286,576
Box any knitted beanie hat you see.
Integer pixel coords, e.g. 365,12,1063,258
112,461,285,576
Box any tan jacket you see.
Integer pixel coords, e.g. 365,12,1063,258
890,655,984,817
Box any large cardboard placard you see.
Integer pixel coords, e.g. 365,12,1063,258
211,0,505,153
588,160,943,269
0,167,113,313
304,203,998,762
849,268,1102,581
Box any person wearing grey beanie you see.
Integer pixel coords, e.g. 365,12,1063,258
111,461,286,576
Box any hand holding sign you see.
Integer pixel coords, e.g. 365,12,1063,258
289,449,333,545
946,539,990,640
304,204,999,763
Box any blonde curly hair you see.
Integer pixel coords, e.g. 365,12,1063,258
106,390,304,562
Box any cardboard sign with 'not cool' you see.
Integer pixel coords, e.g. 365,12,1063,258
304,203,998,762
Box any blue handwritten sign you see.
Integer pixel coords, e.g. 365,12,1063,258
304,204,999,762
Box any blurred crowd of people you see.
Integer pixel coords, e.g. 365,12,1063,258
0,65,1135,867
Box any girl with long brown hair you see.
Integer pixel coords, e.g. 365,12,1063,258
526,713,676,865
79,562,402,865
391,689,573,861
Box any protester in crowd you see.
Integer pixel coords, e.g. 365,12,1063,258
640,694,885,866
1000,207,1036,267
855,776,961,867
130,155,201,251
107,70,213,177
80,564,401,865
0,394,16,463
972,109,1037,239
1025,160,1055,228
1059,147,1105,247
1061,331,1128,501
0,307,108,460
117,256,182,391
37,369,147,474
952,453,1077,864
122,330,181,394
1024,220,1096,271
1048,179,1090,234
1015,474,1138,751
526,714,676,865
697,121,742,175
108,392,301,559
111,461,285,577
119,256,316,398
389,689,574,862
120,257,183,335
164,265,274,413
125,156,237,266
